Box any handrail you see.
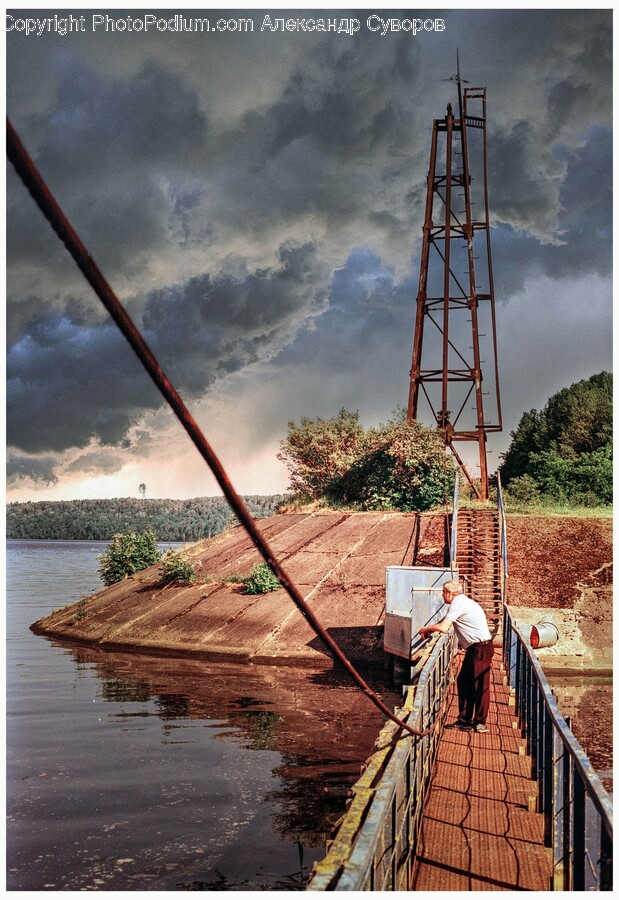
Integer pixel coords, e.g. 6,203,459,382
503,605,613,890
496,471,508,602
450,471,459,569
308,631,455,890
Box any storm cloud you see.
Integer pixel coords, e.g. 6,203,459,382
6,8,612,496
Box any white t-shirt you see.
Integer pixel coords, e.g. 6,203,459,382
444,593,491,649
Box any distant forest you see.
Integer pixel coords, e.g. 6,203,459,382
6,495,289,542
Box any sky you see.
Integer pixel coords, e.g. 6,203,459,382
5,4,613,501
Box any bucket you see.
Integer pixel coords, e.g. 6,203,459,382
530,619,559,649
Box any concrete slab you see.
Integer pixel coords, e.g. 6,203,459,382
30,512,443,663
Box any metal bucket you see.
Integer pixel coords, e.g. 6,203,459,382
530,619,559,649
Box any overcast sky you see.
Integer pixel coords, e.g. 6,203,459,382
5,5,613,501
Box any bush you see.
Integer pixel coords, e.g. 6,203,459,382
505,474,541,506
277,409,366,500
278,410,452,511
160,550,197,585
524,446,613,507
97,529,162,586
243,563,281,594
333,419,453,511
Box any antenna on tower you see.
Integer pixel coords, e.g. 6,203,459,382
406,71,502,500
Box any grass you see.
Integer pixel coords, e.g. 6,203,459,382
504,503,613,518
276,491,613,519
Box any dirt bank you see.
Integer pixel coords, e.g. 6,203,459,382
505,513,612,672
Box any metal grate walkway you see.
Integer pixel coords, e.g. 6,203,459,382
412,655,552,890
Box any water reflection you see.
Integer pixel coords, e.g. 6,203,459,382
550,677,613,794
51,638,397,847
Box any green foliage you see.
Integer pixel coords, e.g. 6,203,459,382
528,445,613,507
243,563,281,595
97,529,162,586
504,474,541,506
160,549,197,585
333,419,453,511
501,372,612,508
279,410,452,511
6,495,288,541
222,573,246,584
277,409,366,500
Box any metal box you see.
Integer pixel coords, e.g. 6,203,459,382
384,566,458,660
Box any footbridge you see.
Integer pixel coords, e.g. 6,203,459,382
308,492,612,891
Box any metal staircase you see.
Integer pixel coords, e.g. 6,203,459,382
455,508,503,639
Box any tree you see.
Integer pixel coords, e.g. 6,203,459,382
97,529,162,586
334,418,453,511
139,483,146,499
277,409,366,500
278,410,453,511
500,372,612,506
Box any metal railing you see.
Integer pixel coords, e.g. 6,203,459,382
496,472,508,603
503,606,613,890
450,470,459,568
308,630,455,890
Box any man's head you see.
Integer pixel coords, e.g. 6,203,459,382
442,580,463,603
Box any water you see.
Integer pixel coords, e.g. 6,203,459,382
6,540,397,891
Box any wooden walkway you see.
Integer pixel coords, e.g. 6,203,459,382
413,654,553,891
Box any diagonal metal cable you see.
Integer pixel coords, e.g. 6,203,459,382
7,116,438,739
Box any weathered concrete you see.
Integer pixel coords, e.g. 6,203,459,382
31,510,611,671
32,511,442,666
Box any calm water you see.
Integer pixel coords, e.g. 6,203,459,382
6,540,396,891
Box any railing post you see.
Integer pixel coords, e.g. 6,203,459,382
571,761,586,888
599,818,613,890
530,671,539,777
551,727,568,889
542,703,553,841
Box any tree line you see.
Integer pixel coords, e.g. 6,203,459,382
276,372,612,511
6,495,288,541
499,371,612,507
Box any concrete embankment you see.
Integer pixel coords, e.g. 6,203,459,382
31,510,612,673
31,511,445,666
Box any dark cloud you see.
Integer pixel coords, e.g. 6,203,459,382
143,240,330,393
7,453,59,486
7,310,161,453
8,59,208,287
7,242,329,455
65,449,128,475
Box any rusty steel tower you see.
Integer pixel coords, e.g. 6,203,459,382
407,69,502,500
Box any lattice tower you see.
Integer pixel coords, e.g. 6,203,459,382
406,73,502,500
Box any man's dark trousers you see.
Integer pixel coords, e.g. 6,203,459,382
457,640,494,725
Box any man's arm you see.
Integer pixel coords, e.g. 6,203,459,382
418,617,452,638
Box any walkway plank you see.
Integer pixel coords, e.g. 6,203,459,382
413,656,553,891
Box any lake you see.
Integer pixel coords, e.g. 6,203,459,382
6,540,398,891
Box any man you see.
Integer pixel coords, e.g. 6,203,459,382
418,579,493,733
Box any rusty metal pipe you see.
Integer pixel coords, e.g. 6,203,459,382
6,116,436,740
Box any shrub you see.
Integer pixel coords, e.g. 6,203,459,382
243,563,281,595
278,410,452,511
331,419,453,511
505,474,541,507
97,529,162,586
277,409,366,500
160,549,197,585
